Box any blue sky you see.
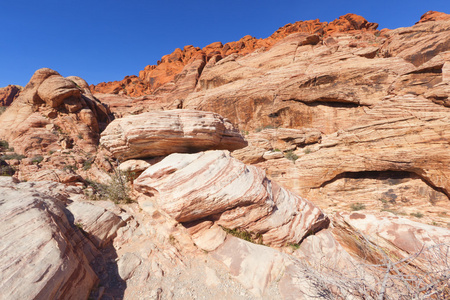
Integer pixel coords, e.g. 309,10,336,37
1,0,449,87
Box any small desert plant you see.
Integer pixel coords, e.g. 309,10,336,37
63,164,78,172
83,157,94,170
106,170,132,203
410,212,424,218
0,106,6,116
31,155,44,165
0,140,9,150
0,161,15,176
304,148,312,154
1,153,25,160
221,226,264,245
85,169,132,204
351,203,366,211
255,124,276,132
381,208,406,216
168,234,177,246
289,243,301,251
285,150,299,161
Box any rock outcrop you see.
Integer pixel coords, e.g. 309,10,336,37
134,150,328,247
0,177,98,299
100,110,247,160
0,68,111,155
0,68,115,184
0,85,21,106
417,11,450,24
1,11,450,300
90,13,379,98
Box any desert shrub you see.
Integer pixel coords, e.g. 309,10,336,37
83,157,94,170
221,226,264,245
381,208,406,216
410,212,424,218
255,124,276,132
0,106,6,116
1,153,25,160
85,169,132,204
289,243,301,250
0,140,9,150
31,155,44,164
285,150,299,161
63,164,78,172
0,160,15,176
351,203,366,211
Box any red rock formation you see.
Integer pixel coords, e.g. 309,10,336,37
0,85,22,106
90,13,379,97
417,11,450,24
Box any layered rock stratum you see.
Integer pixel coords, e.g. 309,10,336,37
1,11,450,300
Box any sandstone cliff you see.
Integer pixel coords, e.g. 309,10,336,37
1,11,450,300
90,13,379,97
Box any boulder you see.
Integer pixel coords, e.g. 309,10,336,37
0,68,112,184
134,150,328,247
100,109,247,160
0,177,97,299
37,75,81,108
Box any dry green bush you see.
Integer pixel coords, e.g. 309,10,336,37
85,169,132,204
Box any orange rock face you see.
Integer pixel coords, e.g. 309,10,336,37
417,11,450,24
90,13,380,97
0,85,22,106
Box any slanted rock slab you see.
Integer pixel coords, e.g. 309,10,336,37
0,177,97,300
134,150,328,247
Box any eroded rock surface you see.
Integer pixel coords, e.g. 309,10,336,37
1,11,450,300
0,68,111,155
90,13,379,98
0,85,21,106
0,177,97,300
134,150,328,247
100,110,247,160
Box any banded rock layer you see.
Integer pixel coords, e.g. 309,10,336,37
90,13,379,98
134,150,329,247
100,110,247,160
0,178,97,300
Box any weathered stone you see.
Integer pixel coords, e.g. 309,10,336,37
118,159,151,174
134,150,328,247
37,75,81,108
0,85,22,106
0,178,97,299
100,110,247,160
67,201,126,248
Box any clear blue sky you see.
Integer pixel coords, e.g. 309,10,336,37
1,0,449,87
